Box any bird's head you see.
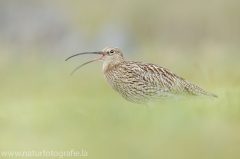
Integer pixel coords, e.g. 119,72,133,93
65,47,124,75
101,47,124,62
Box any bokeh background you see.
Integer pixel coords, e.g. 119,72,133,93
1,0,240,158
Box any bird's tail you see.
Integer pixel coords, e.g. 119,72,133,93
207,92,218,99
185,82,218,99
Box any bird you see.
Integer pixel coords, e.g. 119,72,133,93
66,47,217,105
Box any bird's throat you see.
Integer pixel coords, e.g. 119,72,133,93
103,59,124,73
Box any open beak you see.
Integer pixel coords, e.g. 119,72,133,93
65,51,104,75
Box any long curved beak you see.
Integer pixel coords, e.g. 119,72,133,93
65,51,104,75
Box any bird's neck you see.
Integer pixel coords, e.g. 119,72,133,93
103,58,124,73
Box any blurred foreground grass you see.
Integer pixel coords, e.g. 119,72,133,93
0,52,240,159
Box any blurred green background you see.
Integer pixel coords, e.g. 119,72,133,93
0,0,240,158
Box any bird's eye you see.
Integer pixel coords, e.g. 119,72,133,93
109,50,114,54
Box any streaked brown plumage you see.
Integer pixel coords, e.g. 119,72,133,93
66,47,217,104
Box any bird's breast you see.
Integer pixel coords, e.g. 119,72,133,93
103,70,121,92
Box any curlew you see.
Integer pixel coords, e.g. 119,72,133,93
66,47,217,104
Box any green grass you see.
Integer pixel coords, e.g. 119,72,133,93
0,57,240,159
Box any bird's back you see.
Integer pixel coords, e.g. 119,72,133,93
103,61,217,104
